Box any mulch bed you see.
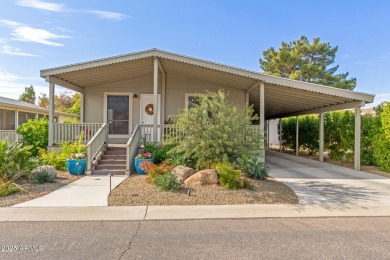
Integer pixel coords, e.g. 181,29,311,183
0,171,80,207
108,174,298,206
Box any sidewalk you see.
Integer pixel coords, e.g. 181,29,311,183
11,176,127,207
1,204,390,221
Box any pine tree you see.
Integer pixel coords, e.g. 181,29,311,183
260,36,356,90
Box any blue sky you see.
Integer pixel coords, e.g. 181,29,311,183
0,0,389,107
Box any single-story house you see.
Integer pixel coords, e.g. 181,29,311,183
0,96,79,142
39,49,374,174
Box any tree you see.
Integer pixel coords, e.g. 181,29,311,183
164,89,261,169
38,91,80,115
260,36,356,90
19,85,36,104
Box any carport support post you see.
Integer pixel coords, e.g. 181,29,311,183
48,82,55,147
80,93,84,123
319,113,324,162
259,82,265,162
279,118,282,152
296,116,299,156
153,57,158,143
354,106,361,171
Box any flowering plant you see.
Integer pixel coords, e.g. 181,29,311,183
69,153,86,160
137,152,153,159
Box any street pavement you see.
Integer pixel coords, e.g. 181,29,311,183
1,217,390,260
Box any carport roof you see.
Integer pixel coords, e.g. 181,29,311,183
40,49,375,119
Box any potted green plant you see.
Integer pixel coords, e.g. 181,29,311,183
66,153,86,176
134,152,154,174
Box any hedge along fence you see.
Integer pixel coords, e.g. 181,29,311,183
280,102,390,172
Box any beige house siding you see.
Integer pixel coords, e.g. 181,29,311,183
84,74,246,129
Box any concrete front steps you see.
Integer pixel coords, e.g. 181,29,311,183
92,146,127,175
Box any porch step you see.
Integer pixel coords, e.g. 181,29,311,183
95,164,126,170
102,154,126,160
104,150,126,156
98,159,126,164
92,169,126,175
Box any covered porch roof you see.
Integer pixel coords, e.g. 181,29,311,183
40,48,374,119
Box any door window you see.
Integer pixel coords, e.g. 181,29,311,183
107,95,130,135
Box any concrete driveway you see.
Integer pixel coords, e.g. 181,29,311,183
267,150,390,205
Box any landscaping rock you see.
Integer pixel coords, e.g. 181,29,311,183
31,166,57,179
172,166,195,183
184,169,219,186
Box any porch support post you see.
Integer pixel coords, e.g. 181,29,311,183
15,110,19,142
296,116,299,156
267,120,270,149
80,93,84,123
48,82,55,147
162,72,166,124
319,112,324,162
279,118,282,152
354,106,361,171
153,57,158,142
259,82,265,162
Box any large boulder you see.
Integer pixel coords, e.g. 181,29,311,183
184,169,219,186
172,166,195,183
31,165,57,179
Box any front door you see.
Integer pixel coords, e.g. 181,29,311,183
104,93,132,137
140,94,161,142
140,94,161,125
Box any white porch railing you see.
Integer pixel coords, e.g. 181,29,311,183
0,130,18,143
86,123,108,174
126,124,141,174
140,124,183,143
53,123,104,145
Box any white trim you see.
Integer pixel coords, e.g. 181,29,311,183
185,93,201,109
103,92,133,139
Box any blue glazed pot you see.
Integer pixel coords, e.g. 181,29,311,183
66,159,86,175
134,158,154,174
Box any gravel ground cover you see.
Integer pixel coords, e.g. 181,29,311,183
0,171,80,207
108,174,298,206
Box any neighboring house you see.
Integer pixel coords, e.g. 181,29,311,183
39,49,374,174
0,96,79,142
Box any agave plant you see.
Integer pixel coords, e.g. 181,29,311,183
239,155,270,180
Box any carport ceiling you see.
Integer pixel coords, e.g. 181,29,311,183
41,49,374,119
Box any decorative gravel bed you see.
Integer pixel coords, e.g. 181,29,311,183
0,171,80,207
108,174,298,206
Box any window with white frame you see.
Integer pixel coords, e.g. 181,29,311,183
184,93,201,109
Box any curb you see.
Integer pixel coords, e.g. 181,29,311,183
2,204,390,222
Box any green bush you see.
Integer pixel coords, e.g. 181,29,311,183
153,172,181,191
17,118,48,156
0,138,33,182
164,89,261,169
143,141,174,164
239,156,269,180
166,151,196,168
0,180,23,196
215,163,250,190
38,149,67,171
32,171,55,184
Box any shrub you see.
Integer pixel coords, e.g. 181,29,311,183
140,161,173,183
63,118,80,123
32,171,55,183
166,152,196,168
17,118,48,156
0,180,23,196
239,156,269,180
143,142,174,164
215,162,250,190
38,149,67,171
0,138,33,182
153,172,181,191
164,89,261,169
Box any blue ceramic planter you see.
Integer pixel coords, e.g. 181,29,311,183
66,159,86,175
134,158,154,174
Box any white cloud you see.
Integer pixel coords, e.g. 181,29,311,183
16,0,65,12
0,67,22,81
86,10,127,21
2,45,38,56
11,26,69,46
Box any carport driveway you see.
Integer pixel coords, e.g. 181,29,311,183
267,150,390,205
